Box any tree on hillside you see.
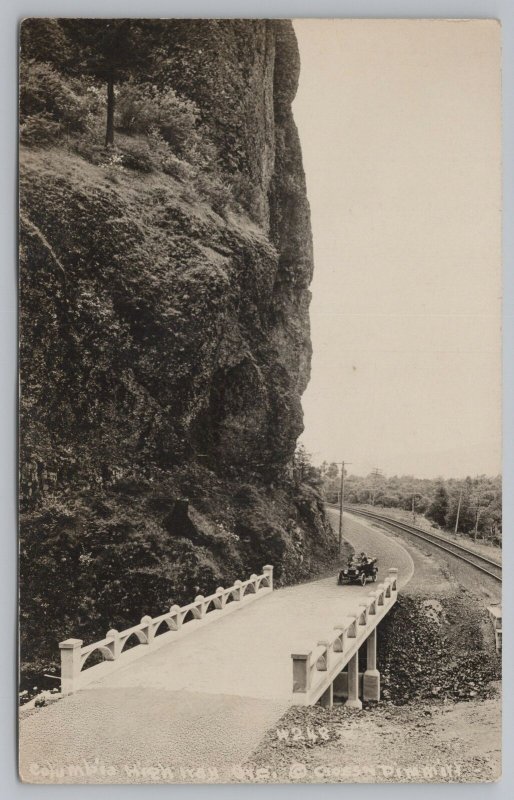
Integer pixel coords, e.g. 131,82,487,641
477,491,502,542
61,19,164,146
293,444,321,489
318,462,342,502
427,483,449,527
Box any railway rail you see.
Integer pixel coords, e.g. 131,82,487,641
335,505,502,583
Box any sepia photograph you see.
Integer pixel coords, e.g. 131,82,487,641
18,16,502,784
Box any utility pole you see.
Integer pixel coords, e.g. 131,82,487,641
338,461,352,555
412,494,416,523
471,478,483,542
472,494,483,542
371,467,382,506
454,487,463,535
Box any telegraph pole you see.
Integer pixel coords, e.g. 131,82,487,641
338,461,352,554
371,467,382,506
454,487,463,535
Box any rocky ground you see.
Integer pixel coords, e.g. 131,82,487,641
242,693,501,783
243,518,502,784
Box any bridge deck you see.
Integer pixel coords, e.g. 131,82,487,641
19,513,414,783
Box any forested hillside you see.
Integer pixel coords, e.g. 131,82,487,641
19,19,336,688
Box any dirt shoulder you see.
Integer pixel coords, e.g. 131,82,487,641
243,692,501,783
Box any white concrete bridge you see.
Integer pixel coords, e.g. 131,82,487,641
19,512,414,784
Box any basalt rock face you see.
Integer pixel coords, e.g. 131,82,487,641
19,20,335,681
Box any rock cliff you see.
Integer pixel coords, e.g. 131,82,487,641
19,19,336,683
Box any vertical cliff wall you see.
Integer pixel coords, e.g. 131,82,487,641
19,19,336,682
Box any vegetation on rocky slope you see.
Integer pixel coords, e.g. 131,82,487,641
19,19,335,688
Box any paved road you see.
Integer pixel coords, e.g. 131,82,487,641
20,513,413,784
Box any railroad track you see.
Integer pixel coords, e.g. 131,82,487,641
333,505,502,583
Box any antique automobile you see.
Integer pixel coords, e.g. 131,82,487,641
337,554,378,586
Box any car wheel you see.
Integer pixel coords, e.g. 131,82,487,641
360,573,366,586
371,574,377,582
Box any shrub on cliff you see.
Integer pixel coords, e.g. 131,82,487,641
20,61,96,142
18,491,229,688
117,80,207,159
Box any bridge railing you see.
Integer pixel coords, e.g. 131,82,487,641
59,564,274,695
292,568,398,700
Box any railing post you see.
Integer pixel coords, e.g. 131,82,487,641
215,587,226,609
333,624,347,653
106,629,121,659
317,641,330,671
233,580,243,601
140,616,155,645
346,614,358,638
367,593,377,615
263,565,274,590
195,595,206,618
388,568,398,592
169,604,183,631
59,638,83,695
292,650,311,693
358,602,369,625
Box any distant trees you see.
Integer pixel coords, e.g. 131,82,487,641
318,470,502,544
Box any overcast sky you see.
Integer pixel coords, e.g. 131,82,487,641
292,19,501,479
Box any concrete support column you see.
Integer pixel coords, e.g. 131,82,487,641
345,651,362,710
319,682,334,708
363,627,380,701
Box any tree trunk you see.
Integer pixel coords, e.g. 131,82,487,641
105,73,115,147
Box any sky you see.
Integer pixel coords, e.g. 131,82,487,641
292,19,501,479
